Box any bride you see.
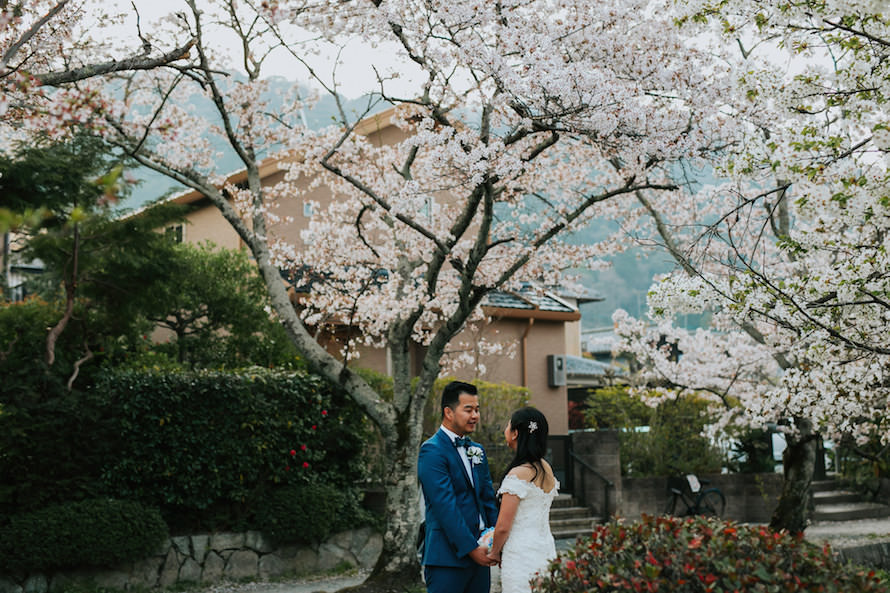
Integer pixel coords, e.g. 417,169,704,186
487,407,558,593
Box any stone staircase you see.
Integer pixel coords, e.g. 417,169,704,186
549,493,602,542
812,478,890,521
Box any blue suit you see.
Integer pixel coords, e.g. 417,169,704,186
418,428,499,593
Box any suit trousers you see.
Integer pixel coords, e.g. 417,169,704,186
424,564,490,593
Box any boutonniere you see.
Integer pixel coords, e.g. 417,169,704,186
466,445,484,465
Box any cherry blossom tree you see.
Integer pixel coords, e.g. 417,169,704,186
612,0,890,532
2,0,735,586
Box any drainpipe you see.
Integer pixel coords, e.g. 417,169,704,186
2,232,8,299
521,318,535,387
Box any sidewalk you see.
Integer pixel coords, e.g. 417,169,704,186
197,570,370,593
805,516,890,549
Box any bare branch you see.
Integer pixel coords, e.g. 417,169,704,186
36,39,197,86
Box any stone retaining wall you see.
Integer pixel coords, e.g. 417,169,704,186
837,541,890,571
0,528,381,593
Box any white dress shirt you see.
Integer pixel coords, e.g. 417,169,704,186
441,425,474,486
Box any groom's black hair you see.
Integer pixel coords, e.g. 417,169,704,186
441,380,478,417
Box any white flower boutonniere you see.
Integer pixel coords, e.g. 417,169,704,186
466,445,484,465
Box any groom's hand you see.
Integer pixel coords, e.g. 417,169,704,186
469,546,498,567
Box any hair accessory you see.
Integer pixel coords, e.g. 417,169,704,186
528,421,538,433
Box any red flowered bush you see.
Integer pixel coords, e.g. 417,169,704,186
534,515,889,593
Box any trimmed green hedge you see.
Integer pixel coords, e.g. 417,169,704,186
535,515,890,593
256,482,377,545
0,498,167,573
96,368,372,530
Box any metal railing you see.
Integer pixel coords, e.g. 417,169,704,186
569,450,614,518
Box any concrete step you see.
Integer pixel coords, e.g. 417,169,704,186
812,502,890,521
549,506,595,521
552,494,577,508
812,480,843,493
550,517,599,532
813,490,862,505
552,525,600,540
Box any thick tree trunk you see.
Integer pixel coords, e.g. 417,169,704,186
345,414,424,592
769,417,817,533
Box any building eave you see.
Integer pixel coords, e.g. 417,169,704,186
482,306,581,322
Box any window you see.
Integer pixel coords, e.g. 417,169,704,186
303,202,314,218
165,224,184,243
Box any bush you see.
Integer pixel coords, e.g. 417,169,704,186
255,483,376,545
95,367,373,531
583,387,725,477
0,498,168,573
534,515,890,593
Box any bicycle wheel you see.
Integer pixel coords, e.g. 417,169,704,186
696,488,725,517
664,492,679,515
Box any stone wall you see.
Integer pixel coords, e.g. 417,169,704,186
0,528,381,593
570,430,621,517
620,472,784,522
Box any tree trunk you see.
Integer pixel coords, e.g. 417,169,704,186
345,413,424,592
769,417,817,533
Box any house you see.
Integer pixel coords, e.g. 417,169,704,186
153,107,600,435
1,232,43,302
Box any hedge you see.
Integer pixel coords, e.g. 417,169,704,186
256,482,377,545
96,368,372,530
0,499,167,573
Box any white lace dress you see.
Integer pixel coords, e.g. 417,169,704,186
497,474,559,593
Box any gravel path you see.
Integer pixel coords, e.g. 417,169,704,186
195,570,370,593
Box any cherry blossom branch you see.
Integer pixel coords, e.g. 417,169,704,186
1,0,70,71
35,39,197,86
822,19,890,49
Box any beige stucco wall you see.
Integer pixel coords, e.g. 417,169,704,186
445,318,570,435
181,200,242,249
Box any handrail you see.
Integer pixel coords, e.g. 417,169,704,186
569,450,614,518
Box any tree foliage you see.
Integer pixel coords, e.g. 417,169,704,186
6,0,877,581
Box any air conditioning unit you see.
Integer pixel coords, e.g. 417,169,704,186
547,354,566,387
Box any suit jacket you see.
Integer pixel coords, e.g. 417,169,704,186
417,428,499,567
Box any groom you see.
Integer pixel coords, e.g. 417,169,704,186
418,380,499,593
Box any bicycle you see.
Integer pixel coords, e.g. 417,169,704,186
663,471,726,517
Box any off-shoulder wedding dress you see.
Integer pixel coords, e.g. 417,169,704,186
496,474,559,593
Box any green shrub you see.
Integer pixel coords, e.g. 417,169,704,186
534,515,890,593
0,390,116,516
583,387,725,477
582,385,651,429
256,483,376,545
96,367,372,531
0,498,168,572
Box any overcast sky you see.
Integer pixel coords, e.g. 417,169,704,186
110,0,423,100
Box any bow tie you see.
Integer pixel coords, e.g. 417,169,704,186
453,436,471,449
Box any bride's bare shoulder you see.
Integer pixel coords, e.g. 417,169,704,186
507,464,536,481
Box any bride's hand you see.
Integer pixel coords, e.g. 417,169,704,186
487,549,501,565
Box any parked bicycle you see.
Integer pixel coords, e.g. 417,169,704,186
663,471,726,517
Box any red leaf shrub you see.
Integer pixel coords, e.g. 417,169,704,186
534,515,889,592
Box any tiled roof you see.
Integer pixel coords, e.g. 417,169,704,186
484,283,577,313
283,270,578,315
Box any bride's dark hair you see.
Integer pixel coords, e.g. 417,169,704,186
500,406,549,486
